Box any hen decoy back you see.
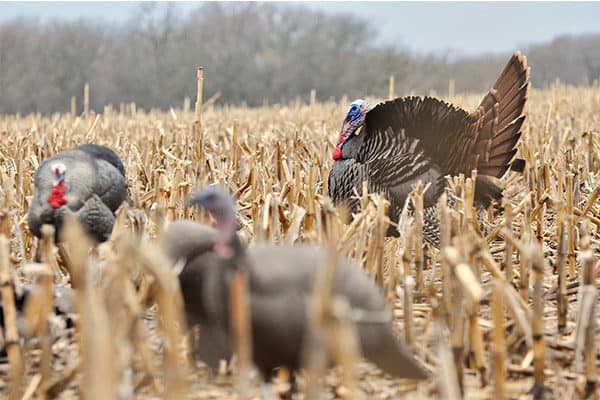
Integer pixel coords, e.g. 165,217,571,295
328,52,530,244
27,144,128,243
163,186,428,385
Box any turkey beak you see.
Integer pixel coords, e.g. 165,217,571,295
52,166,66,186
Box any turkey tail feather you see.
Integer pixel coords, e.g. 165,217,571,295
510,158,526,173
468,51,529,179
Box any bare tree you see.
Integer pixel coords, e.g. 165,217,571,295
0,3,598,114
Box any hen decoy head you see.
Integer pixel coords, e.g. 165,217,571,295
333,99,372,160
187,186,238,259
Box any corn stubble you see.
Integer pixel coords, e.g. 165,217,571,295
0,83,598,398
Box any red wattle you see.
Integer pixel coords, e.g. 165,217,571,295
332,147,342,160
47,181,67,209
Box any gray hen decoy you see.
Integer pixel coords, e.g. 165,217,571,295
27,144,128,243
162,186,428,385
328,52,530,245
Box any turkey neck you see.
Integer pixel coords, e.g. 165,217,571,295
209,230,248,331
339,129,365,160
329,129,367,213
210,229,255,378
226,234,246,273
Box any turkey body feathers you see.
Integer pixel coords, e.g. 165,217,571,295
360,96,470,173
27,144,127,242
76,143,126,177
246,245,427,380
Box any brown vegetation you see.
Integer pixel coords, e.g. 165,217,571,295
0,83,599,398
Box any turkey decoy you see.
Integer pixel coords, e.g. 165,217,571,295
328,52,529,244
27,144,128,243
162,186,428,386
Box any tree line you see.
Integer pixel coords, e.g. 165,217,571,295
0,2,599,114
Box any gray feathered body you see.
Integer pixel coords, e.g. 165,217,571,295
27,144,127,242
245,245,426,380
162,220,427,380
328,131,445,240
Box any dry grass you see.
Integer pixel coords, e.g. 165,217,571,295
0,84,599,399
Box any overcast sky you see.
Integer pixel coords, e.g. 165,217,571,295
1,2,599,56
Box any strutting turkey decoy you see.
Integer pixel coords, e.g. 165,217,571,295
27,144,128,243
328,52,529,245
161,186,428,387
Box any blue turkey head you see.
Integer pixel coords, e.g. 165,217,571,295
333,99,371,160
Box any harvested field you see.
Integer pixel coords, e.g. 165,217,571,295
0,83,600,399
